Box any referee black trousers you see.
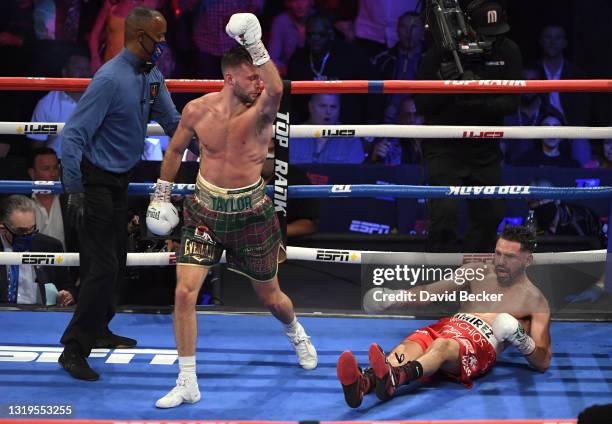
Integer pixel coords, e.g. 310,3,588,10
425,155,506,253
61,159,130,356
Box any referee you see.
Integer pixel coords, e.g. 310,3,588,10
59,7,180,381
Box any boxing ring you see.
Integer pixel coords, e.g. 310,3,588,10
0,77,611,424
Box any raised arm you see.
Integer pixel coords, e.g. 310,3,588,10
225,13,283,122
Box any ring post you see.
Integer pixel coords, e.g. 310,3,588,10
272,80,292,246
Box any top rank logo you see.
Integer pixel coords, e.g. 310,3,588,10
444,80,527,87
448,186,531,196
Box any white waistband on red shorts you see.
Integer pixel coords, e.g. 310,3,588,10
451,313,501,353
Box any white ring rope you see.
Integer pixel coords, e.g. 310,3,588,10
0,247,605,267
2,122,612,139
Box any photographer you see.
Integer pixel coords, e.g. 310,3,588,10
414,0,521,253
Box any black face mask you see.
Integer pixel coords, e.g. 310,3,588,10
3,223,37,251
533,202,558,227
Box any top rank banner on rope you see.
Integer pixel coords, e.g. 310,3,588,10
2,122,612,139
0,77,611,93
0,181,610,200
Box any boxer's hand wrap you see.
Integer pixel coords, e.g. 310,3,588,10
146,179,179,236
492,313,536,356
226,13,270,66
152,178,173,203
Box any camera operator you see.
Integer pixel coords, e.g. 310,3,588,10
414,0,521,253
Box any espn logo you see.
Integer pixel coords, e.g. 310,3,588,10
350,220,390,235
315,249,350,262
21,254,62,265
462,253,494,264
320,129,356,137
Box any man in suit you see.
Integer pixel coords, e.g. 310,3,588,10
0,195,76,306
28,147,79,283
538,24,591,165
28,147,69,248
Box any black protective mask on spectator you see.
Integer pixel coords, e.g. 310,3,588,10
3,224,37,251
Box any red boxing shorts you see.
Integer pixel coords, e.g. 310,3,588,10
406,313,500,387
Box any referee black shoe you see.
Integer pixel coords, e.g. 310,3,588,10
59,348,99,381
94,331,137,349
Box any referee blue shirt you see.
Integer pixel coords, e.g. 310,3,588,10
61,48,180,193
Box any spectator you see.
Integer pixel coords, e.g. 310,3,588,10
369,97,424,164
27,52,91,157
527,179,604,244
183,0,264,78
314,0,358,42
414,1,521,253
287,14,383,124
354,0,420,58
90,0,166,73
0,0,35,76
27,148,67,248
0,195,76,306
538,25,591,165
268,0,314,77
502,66,549,164
290,93,365,164
371,11,424,124
30,0,82,78
527,180,607,307
263,142,319,239
514,107,581,168
32,0,82,44
0,0,35,157
597,139,612,169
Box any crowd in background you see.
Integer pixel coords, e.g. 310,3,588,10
0,0,611,166
0,0,610,306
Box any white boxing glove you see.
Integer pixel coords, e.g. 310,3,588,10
146,179,179,236
225,13,270,66
492,313,536,356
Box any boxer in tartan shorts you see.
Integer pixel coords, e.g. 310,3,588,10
146,14,317,409
178,174,284,282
